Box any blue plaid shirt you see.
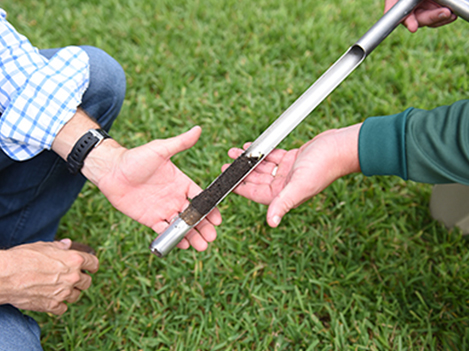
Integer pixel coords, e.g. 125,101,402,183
0,8,89,160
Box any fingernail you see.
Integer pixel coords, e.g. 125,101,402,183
272,216,281,226
439,11,449,19
59,238,72,248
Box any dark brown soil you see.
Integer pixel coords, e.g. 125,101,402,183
180,154,261,225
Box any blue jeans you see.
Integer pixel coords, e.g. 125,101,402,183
0,46,126,350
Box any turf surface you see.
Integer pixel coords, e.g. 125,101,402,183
5,0,469,349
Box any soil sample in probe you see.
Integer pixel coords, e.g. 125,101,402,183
180,153,261,226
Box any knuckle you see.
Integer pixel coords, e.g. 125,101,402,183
64,287,74,297
48,300,62,312
69,272,81,285
69,252,85,266
56,287,73,301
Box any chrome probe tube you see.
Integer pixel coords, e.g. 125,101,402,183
150,0,467,257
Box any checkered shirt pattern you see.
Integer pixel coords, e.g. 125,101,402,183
0,8,89,160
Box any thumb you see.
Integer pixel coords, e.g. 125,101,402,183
266,183,307,227
157,126,202,158
56,238,72,250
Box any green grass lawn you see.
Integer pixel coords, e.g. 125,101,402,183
5,0,469,349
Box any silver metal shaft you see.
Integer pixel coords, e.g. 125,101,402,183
246,0,424,159
151,0,468,257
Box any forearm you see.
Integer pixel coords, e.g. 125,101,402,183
51,108,125,186
358,100,469,184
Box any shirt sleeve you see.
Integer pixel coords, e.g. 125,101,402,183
0,8,89,161
358,100,469,185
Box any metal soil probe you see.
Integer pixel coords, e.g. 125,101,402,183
151,0,469,257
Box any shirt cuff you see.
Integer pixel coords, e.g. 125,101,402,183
0,46,89,161
358,108,412,180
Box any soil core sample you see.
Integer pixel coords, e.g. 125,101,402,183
180,153,261,225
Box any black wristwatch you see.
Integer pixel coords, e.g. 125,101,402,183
67,129,111,175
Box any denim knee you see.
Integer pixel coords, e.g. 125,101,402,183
0,305,42,351
79,45,126,130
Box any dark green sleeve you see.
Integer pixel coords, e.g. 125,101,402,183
358,100,469,185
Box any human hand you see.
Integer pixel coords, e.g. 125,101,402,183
83,126,222,252
0,239,99,315
385,0,457,32
223,124,362,227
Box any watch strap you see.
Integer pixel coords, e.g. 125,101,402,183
67,129,111,175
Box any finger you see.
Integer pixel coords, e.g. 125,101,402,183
238,168,275,185
403,14,419,32
50,302,68,316
429,14,457,27
384,0,398,13
205,206,222,226
195,219,217,243
227,148,244,160
78,252,99,274
155,126,202,159
176,237,190,250
74,273,92,291
243,142,252,150
267,196,291,227
254,160,279,175
250,170,275,185
232,180,275,205
263,149,289,164
65,288,82,304
154,233,189,250
153,220,170,234
184,228,208,252
415,7,456,27
55,238,72,250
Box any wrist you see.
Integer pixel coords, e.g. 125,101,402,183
81,138,126,186
336,123,362,177
51,108,126,185
0,250,13,304
51,108,100,159
66,128,112,175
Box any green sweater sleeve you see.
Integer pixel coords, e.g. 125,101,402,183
358,100,469,185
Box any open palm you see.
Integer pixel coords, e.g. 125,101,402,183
225,125,361,227
95,127,221,251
